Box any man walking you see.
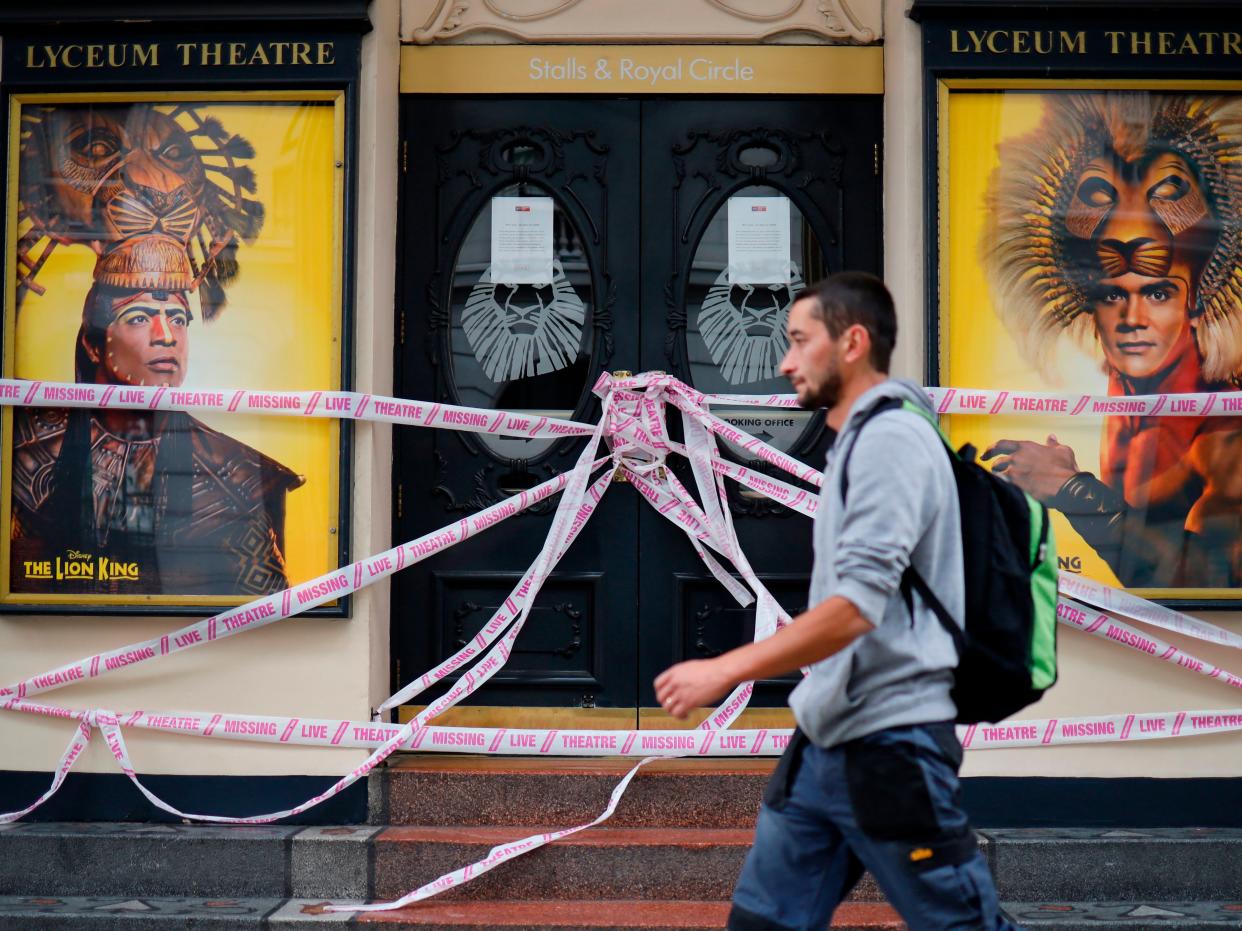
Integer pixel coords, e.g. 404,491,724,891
655,272,1018,930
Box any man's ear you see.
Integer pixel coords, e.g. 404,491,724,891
843,323,871,365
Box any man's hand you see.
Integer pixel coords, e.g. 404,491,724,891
653,596,872,720
654,658,734,719
982,434,1080,502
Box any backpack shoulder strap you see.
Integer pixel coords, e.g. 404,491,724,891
839,397,947,501
838,396,964,645
838,397,900,503
905,566,967,650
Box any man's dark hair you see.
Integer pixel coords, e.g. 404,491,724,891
794,271,897,373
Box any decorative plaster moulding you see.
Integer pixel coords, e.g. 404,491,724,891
401,0,882,45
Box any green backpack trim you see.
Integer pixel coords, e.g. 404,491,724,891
899,399,944,437
900,399,1059,691
1027,496,1059,690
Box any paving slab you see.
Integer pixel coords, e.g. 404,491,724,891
1001,901,1242,928
291,827,382,900
0,894,283,928
983,828,1242,901
0,822,299,898
269,898,366,925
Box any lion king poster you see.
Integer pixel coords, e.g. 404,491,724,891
943,88,1242,600
2,93,344,608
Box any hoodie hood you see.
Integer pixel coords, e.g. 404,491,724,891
836,378,935,443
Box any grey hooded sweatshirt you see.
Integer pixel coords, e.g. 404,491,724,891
788,378,963,748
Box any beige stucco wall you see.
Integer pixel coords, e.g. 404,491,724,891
881,0,1242,778
0,0,400,780
6,0,1239,792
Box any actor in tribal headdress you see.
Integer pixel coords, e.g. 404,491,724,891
981,93,1242,588
10,104,303,597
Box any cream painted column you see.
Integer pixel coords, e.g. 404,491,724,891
359,0,401,715
883,0,925,383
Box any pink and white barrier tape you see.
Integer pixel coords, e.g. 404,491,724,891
0,464,594,704
1060,572,1242,651
6,370,1242,911
707,386,1242,419
925,386,1242,418
1057,598,1242,691
10,376,1242,425
0,378,596,436
0,372,801,840
959,707,1242,748
14,693,1242,755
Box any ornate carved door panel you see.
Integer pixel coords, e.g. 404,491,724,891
394,96,882,713
394,98,641,709
637,97,882,708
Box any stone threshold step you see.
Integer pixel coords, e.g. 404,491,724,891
0,823,382,899
984,827,1242,901
0,821,888,903
0,896,902,929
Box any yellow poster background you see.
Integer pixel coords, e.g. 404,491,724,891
941,85,1242,598
3,94,342,605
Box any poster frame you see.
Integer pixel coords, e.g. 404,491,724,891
930,75,1242,609
0,85,356,617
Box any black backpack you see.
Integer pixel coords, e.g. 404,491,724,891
840,397,1059,725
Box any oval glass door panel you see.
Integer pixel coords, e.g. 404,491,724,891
448,182,595,460
685,184,826,457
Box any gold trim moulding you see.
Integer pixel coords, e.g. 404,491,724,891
400,45,883,95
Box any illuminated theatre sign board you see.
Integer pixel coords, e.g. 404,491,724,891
0,31,360,613
915,0,1242,605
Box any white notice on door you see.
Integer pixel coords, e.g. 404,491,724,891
727,196,791,285
490,196,555,285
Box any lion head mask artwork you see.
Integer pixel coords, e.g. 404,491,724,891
461,260,586,383
697,264,805,385
983,93,1242,382
16,103,264,319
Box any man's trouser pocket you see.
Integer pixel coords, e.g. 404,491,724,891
841,725,976,870
761,728,808,811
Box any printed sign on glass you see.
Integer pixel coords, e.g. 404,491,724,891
489,196,555,286
727,196,791,286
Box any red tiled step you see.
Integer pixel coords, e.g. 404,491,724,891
373,825,885,903
375,825,752,902
356,898,904,928
382,756,773,829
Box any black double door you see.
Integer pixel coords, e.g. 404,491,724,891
393,96,881,714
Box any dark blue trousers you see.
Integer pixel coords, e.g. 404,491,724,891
728,723,1021,931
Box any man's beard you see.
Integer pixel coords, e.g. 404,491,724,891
797,369,842,410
